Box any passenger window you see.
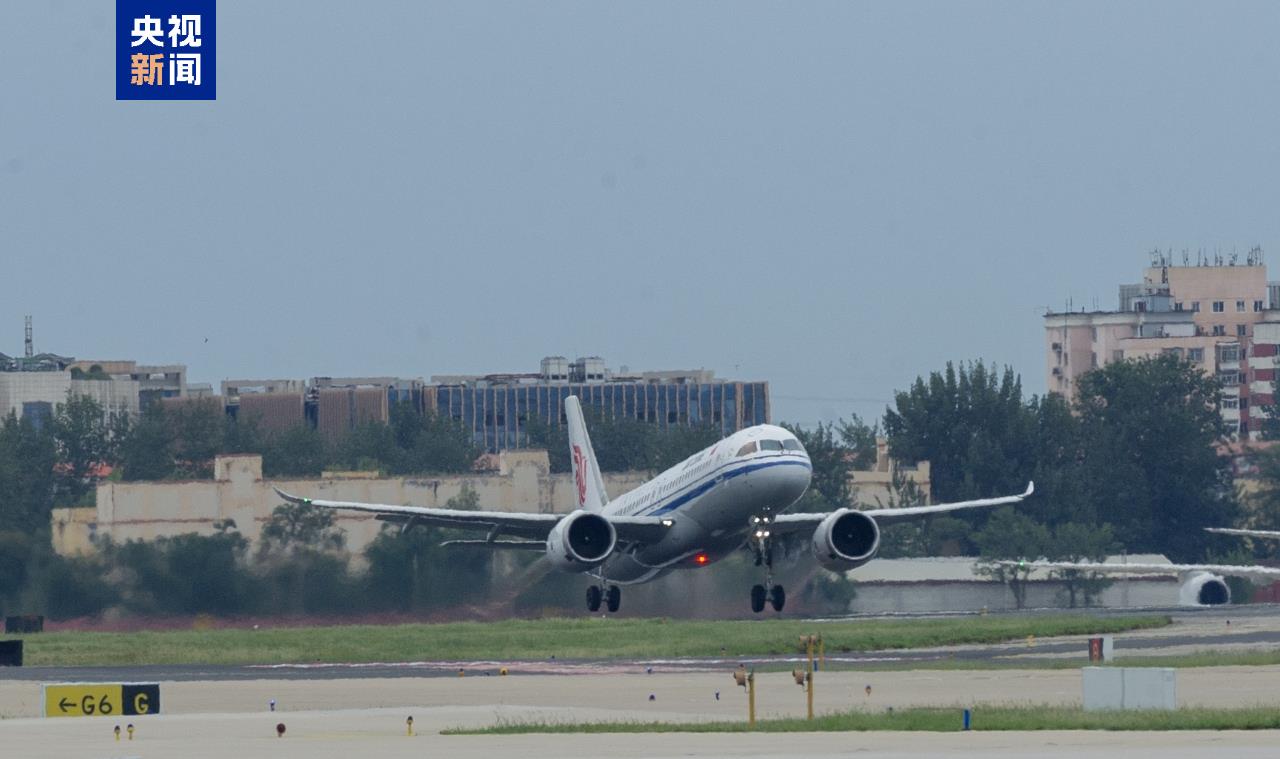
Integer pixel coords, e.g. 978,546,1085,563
783,439,804,452
736,442,758,456
759,440,783,451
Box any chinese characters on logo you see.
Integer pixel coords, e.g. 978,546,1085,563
129,14,202,86
116,1,215,100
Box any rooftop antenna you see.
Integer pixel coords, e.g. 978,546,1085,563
24,315,33,358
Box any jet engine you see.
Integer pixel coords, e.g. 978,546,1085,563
1180,571,1231,606
811,509,880,571
545,511,617,572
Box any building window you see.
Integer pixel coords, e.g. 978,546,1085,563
1174,301,1183,311
1192,302,1201,313
1238,324,1248,337
1220,345,1240,362
1219,372,1239,385
1237,300,1246,312
1223,397,1239,409
1213,325,1226,336
1213,301,1225,313
1255,300,1264,312
1188,347,1204,362
1091,352,1098,368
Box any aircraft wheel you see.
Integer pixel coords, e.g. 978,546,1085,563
750,584,767,613
605,585,621,613
769,584,786,613
587,585,602,612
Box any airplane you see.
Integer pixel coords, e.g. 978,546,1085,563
996,559,1280,606
276,395,1035,614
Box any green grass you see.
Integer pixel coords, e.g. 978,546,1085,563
444,705,1280,734
0,614,1169,667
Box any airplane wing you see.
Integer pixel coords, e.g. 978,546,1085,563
997,559,1280,583
1206,527,1280,540
273,488,670,544
770,481,1035,532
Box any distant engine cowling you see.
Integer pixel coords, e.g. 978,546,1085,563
1180,571,1231,606
545,511,617,572
811,509,881,571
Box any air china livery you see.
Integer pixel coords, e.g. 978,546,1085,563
277,396,1034,614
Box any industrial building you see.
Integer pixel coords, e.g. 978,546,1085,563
429,356,769,451
218,358,769,452
1045,249,1280,437
0,317,151,426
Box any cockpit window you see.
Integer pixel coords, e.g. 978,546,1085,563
736,442,758,456
759,440,784,451
783,439,805,452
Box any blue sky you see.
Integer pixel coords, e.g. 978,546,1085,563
4,1,1280,426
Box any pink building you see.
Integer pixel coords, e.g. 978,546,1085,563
1045,249,1278,437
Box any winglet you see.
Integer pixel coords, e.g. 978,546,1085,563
565,395,609,512
1023,481,1035,498
273,487,312,506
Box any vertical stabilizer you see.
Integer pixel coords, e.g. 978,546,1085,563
565,395,608,512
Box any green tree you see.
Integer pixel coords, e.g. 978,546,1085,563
0,413,57,533
118,406,175,481
259,501,346,555
167,398,226,478
1074,354,1236,561
1044,522,1118,608
883,362,1037,504
51,393,112,504
262,425,328,478
974,506,1050,609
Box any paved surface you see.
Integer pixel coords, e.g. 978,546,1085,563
2,669,1280,757
1,607,1278,757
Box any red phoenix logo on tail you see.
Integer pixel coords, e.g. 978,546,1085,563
572,445,588,506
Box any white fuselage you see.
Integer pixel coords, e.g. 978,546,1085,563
597,424,812,583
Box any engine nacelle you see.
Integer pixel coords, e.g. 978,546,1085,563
811,509,880,571
1180,571,1231,606
545,511,617,572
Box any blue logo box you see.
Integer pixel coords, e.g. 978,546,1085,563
116,0,216,100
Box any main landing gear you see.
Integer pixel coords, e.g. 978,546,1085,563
749,515,785,613
587,583,621,613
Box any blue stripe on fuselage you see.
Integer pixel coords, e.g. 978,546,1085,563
642,457,812,517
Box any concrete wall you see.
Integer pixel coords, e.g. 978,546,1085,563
52,451,648,558
846,577,1180,613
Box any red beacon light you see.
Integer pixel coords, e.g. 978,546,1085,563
694,553,710,565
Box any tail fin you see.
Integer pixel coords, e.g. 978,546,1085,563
565,395,608,512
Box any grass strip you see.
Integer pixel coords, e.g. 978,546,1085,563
444,705,1280,734
1,614,1169,667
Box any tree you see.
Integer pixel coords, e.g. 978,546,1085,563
259,501,347,555
51,393,112,504
883,362,1037,505
167,398,226,478
118,406,175,481
1045,522,1118,608
974,506,1050,609
1074,355,1236,561
0,413,57,532
262,425,328,478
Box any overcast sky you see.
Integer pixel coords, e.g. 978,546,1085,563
4,1,1280,426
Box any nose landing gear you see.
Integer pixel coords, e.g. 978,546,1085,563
749,516,785,613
